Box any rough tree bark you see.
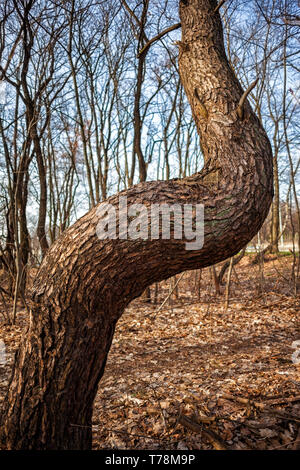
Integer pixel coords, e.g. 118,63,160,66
0,0,273,450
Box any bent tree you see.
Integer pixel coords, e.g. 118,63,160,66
0,0,273,450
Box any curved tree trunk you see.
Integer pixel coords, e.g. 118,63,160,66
0,0,273,450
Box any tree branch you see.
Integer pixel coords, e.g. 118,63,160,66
178,414,228,450
138,22,181,57
120,0,149,43
237,77,259,120
214,0,227,13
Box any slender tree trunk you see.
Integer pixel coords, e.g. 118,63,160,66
211,266,221,295
19,0,49,257
68,0,96,208
271,150,280,253
224,256,234,310
32,128,49,258
0,0,273,450
129,0,149,186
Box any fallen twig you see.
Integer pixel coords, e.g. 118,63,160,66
267,395,300,406
147,273,185,319
178,414,228,450
220,393,300,423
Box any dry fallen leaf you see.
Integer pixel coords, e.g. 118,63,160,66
259,428,277,438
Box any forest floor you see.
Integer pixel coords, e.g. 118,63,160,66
0,254,299,450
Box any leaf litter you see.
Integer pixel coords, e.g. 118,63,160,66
0,255,299,450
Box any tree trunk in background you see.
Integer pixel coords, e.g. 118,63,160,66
130,1,150,302
0,0,273,450
271,151,280,253
129,0,149,186
32,130,49,258
19,0,49,258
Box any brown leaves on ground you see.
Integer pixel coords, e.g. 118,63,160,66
0,254,299,450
